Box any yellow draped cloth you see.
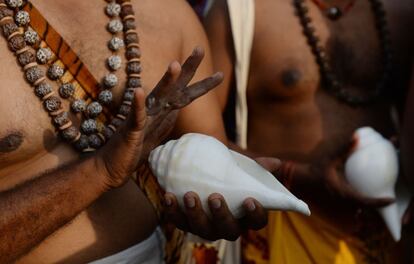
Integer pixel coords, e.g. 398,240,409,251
242,210,396,264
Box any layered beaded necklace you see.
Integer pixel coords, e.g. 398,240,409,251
0,0,142,152
294,0,393,106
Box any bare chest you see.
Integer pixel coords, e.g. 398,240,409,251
0,0,181,176
248,0,411,100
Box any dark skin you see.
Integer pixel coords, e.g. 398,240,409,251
0,47,224,263
205,0,413,236
0,0,274,262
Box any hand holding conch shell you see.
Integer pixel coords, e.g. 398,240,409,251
310,133,395,208
149,134,310,241
163,157,281,241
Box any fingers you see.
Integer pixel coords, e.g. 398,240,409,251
341,183,395,207
183,192,213,239
163,192,189,231
171,72,223,109
255,157,282,173
176,47,205,87
208,193,241,241
241,198,268,230
146,61,182,115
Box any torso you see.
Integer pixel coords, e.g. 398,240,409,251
246,0,413,231
0,0,188,262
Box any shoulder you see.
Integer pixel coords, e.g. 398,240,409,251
137,0,208,57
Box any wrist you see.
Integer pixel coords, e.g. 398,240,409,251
92,155,113,193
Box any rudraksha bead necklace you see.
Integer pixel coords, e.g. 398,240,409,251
294,0,393,106
0,0,142,152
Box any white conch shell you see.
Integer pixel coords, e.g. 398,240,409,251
149,133,310,218
345,127,410,241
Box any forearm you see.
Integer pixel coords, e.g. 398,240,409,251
0,156,106,263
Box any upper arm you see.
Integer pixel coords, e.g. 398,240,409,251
170,0,227,143
203,0,235,111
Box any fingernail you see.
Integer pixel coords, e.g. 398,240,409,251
164,195,172,207
246,200,256,212
186,197,196,208
211,199,221,209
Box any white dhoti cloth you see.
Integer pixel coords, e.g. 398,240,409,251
89,228,165,264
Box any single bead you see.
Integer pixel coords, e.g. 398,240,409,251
59,83,75,98
307,35,319,45
111,118,123,128
123,90,135,101
88,134,103,149
25,66,44,84
71,99,87,113
18,50,35,66
106,2,121,17
53,111,70,127
9,34,25,52
14,10,29,26
326,7,342,20
1,21,17,37
0,7,13,20
108,37,124,51
126,47,140,60
107,19,123,33
125,33,138,45
119,104,131,116
81,119,97,134
86,101,103,118
120,5,134,18
103,73,118,88
43,96,62,112
123,19,136,30
98,90,113,105
36,47,52,64
103,126,114,140
127,61,141,74
48,64,64,80
24,28,39,45
61,126,79,142
35,82,52,98
127,77,141,88
107,55,122,71
5,0,22,8
96,120,106,133
74,134,89,151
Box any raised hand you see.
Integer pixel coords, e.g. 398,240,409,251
141,46,223,160
95,46,223,190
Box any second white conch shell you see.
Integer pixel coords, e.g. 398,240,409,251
345,127,409,241
149,133,311,218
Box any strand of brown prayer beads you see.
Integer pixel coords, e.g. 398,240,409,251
294,0,393,106
0,0,142,152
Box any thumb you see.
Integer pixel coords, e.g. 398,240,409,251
130,88,147,132
255,157,282,173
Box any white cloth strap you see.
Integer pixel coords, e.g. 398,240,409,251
227,0,255,149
